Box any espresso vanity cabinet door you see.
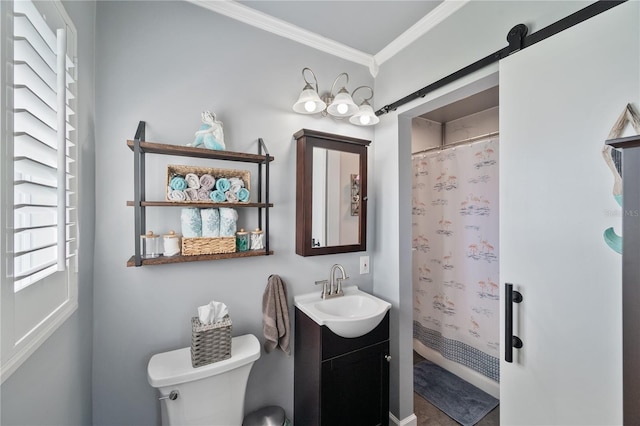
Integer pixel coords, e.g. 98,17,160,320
294,308,390,426
321,341,390,426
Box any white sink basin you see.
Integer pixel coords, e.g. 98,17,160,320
294,286,391,338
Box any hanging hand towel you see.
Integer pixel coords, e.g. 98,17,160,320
262,274,291,355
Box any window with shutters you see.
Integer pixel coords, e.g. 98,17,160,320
1,0,78,383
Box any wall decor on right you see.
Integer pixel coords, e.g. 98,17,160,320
602,103,640,254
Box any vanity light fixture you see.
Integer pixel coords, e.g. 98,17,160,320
292,67,379,126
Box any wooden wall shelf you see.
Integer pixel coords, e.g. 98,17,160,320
126,121,273,267
126,250,275,267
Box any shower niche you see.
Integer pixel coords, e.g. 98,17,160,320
411,84,501,399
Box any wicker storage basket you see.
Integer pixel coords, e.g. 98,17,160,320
167,164,250,203
191,316,232,368
181,236,236,256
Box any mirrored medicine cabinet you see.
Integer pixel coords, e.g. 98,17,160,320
294,129,370,256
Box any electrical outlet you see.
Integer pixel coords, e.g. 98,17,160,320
360,256,370,274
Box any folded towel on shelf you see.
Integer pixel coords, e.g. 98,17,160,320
197,188,210,201
210,190,226,203
218,207,238,237
237,188,250,202
199,174,216,190
225,190,238,203
201,208,220,237
184,188,198,201
168,188,187,201
262,274,290,355
197,300,228,325
185,173,201,189
215,177,230,192
181,208,202,238
170,176,187,191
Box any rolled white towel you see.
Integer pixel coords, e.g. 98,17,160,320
200,174,215,190
185,173,200,189
225,190,238,203
184,188,198,201
197,188,210,201
228,177,245,193
168,188,187,201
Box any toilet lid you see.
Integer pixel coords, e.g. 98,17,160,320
147,334,260,388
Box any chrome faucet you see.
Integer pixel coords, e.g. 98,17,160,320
315,264,348,299
330,264,347,296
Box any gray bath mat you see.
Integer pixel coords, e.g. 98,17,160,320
414,360,499,426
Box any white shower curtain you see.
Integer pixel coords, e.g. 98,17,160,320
412,137,500,382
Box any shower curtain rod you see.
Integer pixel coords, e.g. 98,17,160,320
412,131,499,157
376,0,626,117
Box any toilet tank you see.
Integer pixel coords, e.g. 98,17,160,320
148,334,261,426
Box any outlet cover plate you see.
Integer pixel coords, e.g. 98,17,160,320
360,256,370,274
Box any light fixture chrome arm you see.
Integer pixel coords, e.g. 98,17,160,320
302,67,320,92
351,86,374,104
326,73,358,117
349,85,380,126
329,72,349,99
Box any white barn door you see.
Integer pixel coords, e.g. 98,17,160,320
499,2,638,424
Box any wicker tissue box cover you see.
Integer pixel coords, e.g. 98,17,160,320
166,164,250,203
191,316,232,368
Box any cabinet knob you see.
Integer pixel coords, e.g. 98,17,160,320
385,355,392,363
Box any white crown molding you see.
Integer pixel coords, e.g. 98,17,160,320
374,0,470,67
186,0,469,78
186,0,375,70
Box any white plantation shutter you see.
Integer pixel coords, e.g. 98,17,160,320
1,0,78,382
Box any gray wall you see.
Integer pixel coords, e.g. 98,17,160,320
371,1,591,420
0,1,96,425
92,2,373,424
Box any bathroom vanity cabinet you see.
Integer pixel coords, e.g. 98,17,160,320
294,308,390,426
126,121,274,266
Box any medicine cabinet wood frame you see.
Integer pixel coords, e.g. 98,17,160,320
294,129,370,256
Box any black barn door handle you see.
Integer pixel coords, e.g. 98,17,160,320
505,283,523,363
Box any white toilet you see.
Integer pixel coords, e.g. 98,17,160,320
147,334,261,426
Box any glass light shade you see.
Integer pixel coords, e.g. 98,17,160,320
349,103,380,126
326,89,358,117
293,86,326,114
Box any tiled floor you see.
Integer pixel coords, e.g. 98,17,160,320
413,351,500,426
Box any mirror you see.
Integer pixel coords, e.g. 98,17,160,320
295,129,370,256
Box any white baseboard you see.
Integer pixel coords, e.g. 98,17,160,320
389,412,418,426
